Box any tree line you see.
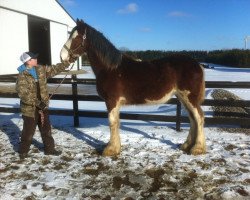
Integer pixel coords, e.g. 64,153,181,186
124,49,250,68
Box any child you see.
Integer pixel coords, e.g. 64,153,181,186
16,51,74,159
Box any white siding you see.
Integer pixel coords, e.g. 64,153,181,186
0,8,28,74
50,22,68,64
50,22,79,70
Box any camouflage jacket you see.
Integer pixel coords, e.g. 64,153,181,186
16,63,69,118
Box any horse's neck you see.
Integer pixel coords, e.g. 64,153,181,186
87,49,105,76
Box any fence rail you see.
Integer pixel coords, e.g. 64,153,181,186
0,74,250,130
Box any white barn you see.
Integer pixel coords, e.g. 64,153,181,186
0,0,78,75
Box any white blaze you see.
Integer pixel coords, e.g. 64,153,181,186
60,31,78,62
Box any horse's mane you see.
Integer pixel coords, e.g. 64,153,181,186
85,23,122,69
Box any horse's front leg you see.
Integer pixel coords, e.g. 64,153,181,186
103,103,121,156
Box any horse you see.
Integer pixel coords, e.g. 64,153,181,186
61,19,206,156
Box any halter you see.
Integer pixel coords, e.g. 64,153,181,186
63,29,87,57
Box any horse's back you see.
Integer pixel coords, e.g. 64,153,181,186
152,54,201,71
123,54,201,71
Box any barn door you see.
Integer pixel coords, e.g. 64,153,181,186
28,16,51,65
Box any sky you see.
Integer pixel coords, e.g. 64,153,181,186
58,0,250,51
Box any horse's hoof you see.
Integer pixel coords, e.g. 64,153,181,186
190,145,206,155
102,145,120,157
180,142,191,153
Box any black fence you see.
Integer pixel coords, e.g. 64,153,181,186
0,74,250,131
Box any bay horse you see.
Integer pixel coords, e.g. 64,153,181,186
61,19,206,156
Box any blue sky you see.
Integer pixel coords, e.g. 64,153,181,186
58,0,250,51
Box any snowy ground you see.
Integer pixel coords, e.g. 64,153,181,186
0,64,250,199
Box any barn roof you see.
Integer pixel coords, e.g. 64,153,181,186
0,0,76,27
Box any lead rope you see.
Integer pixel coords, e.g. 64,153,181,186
48,62,75,101
39,110,45,126
40,62,75,126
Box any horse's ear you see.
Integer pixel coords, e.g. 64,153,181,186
76,19,84,27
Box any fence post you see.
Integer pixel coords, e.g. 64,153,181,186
72,74,79,127
176,99,181,131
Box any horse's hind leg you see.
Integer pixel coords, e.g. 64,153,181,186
176,92,195,153
185,104,205,155
102,101,121,156
176,91,206,155
190,105,206,155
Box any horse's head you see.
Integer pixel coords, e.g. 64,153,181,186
61,19,87,63
61,19,122,69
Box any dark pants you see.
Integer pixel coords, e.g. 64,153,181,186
19,110,55,154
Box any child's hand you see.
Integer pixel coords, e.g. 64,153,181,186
36,100,47,110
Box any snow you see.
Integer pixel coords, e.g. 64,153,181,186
0,64,249,199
